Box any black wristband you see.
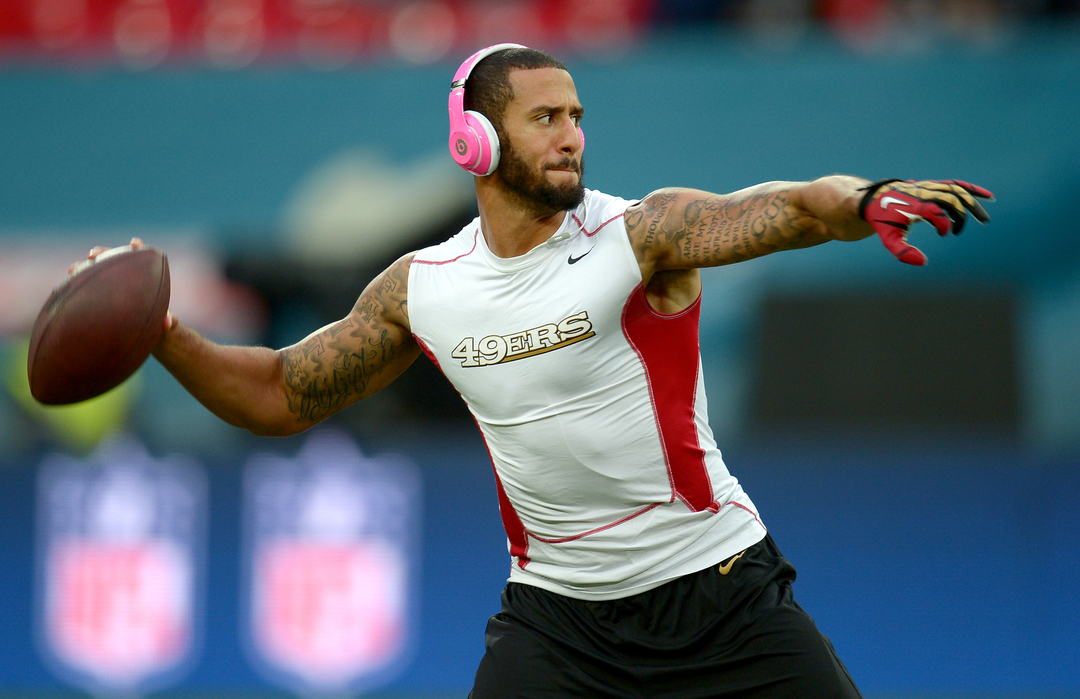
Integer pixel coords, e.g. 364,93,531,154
857,178,904,220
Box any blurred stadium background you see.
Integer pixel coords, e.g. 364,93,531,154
2,0,1079,697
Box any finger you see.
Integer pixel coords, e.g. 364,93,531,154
911,181,992,222
88,246,108,260
935,183,993,223
874,221,928,266
937,184,991,223
960,193,990,223
911,190,968,234
951,190,988,223
130,237,144,249
163,310,178,332
924,196,968,235
950,208,966,236
909,200,954,237
916,179,993,201
949,180,995,201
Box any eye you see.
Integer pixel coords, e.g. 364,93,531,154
538,114,552,125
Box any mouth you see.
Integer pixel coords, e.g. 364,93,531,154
545,166,580,179
545,160,580,174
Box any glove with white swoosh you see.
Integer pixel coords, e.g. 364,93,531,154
859,179,994,266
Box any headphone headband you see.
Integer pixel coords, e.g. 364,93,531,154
451,42,526,90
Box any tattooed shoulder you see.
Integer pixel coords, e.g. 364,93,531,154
359,252,414,326
624,188,679,255
279,252,417,424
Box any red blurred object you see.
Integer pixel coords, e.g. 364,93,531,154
0,0,656,66
817,0,894,47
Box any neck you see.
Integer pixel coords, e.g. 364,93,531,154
475,178,570,258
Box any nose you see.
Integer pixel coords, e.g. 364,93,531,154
556,117,580,155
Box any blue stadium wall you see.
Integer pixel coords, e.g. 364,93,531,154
1,434,1078,697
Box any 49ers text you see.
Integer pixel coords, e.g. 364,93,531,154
451,311,595,367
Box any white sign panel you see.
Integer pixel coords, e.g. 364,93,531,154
243,430,421,696
36,437,206,697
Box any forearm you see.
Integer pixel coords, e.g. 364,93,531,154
151,322,299,437
712,175,876,255
628,177,874,272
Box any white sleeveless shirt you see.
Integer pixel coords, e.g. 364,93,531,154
408,189,767,600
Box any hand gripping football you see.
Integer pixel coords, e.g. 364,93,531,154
27,245,171,405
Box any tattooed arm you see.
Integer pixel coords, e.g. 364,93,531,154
152,253,420,436
624,176,876,283
278,254,420,429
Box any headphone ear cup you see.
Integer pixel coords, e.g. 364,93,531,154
449,123,481,172
463,110,500,176
579,126,584,155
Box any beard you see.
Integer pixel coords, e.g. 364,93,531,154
497,138,586,216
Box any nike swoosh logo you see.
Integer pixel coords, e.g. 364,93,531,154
567,250,591,264
717,550,746,575
879,196,909,210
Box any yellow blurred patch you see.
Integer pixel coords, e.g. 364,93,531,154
4,337,139,454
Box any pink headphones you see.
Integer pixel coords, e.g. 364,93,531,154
448,43,584,177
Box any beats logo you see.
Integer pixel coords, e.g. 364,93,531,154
456,139,468,156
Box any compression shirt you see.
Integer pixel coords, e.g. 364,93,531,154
408,189,767,600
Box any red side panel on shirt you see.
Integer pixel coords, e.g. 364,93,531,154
414,334,532,568
490,467,531,568
621,285,717,513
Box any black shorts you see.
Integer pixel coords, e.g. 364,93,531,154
469,535,862,699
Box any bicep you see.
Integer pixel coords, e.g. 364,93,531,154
277,254,420,427
625,183,828,275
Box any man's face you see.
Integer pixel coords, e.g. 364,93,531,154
496,68,585,215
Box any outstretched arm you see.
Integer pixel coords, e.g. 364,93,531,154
152,252,420,436
625,175,993,280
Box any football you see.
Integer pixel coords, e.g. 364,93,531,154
27,245,171,405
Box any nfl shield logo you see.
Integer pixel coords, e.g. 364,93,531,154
36,437,206,696
243,430,421,696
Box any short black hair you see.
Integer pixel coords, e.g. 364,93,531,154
463,47,568,139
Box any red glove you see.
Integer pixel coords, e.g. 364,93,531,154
859,179,994,266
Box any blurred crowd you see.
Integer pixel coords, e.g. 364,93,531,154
659,0,1079,26
0,0,1077,68
672,0,1080,51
